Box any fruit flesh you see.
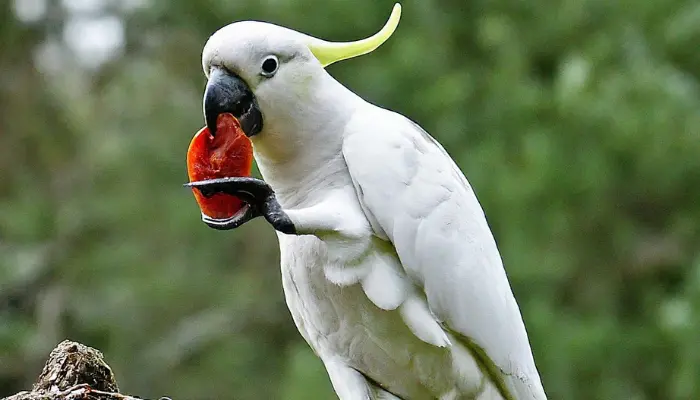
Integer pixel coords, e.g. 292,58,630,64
186,113,253,219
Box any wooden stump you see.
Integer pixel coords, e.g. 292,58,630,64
2,340,168,400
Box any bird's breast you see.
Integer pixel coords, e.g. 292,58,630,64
277,233,454,398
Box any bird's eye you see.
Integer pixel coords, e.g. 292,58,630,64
261,55,279,77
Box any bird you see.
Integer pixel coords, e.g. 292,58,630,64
186,4,547,399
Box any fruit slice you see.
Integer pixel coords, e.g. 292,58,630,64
186,113,253,220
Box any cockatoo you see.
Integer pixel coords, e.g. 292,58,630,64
187,4,547,399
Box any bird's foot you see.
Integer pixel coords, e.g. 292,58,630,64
185,177,295,233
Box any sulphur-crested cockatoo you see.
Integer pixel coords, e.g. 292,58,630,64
187,4,547,399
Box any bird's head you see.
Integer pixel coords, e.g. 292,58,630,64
200,4,401,162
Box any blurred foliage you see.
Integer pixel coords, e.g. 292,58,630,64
1,0,699,399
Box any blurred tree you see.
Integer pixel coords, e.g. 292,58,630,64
1,0,699,399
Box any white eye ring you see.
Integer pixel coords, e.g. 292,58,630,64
260,55,279,77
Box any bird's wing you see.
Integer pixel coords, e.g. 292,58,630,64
342,108,546,400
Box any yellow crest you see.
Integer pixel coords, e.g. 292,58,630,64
307,4,402,67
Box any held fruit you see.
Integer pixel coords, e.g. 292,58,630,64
186,113,253,219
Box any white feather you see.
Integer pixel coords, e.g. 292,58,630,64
360,249,408,311
342,107,547,400
399,295,451,348
200,19,547,398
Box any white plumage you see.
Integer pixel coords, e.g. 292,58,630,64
198,4,547,399
343,109,546,399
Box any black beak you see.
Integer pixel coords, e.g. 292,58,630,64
204,68,263,137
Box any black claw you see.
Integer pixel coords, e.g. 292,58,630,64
185,177,272,198
185,177,295,234
262,196,296,234
201,205,259,230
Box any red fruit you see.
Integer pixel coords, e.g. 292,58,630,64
186,113,253,219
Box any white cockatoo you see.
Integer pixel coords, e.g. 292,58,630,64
187,4,547,399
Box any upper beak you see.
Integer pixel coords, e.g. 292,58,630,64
204,68,263,137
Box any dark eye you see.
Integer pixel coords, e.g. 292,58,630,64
261,55,279,77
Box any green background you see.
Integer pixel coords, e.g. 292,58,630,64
1,0,699,399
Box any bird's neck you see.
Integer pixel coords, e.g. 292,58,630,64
252,72,365,207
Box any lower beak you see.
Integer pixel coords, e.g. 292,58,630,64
203,68,263,137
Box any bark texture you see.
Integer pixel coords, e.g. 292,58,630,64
2,341,167,400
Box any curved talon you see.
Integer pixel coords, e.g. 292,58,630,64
186,177,295,233
185,177,273,198
262,195,296,234
200,204,258,230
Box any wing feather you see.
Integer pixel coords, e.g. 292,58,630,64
342,108,546,399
